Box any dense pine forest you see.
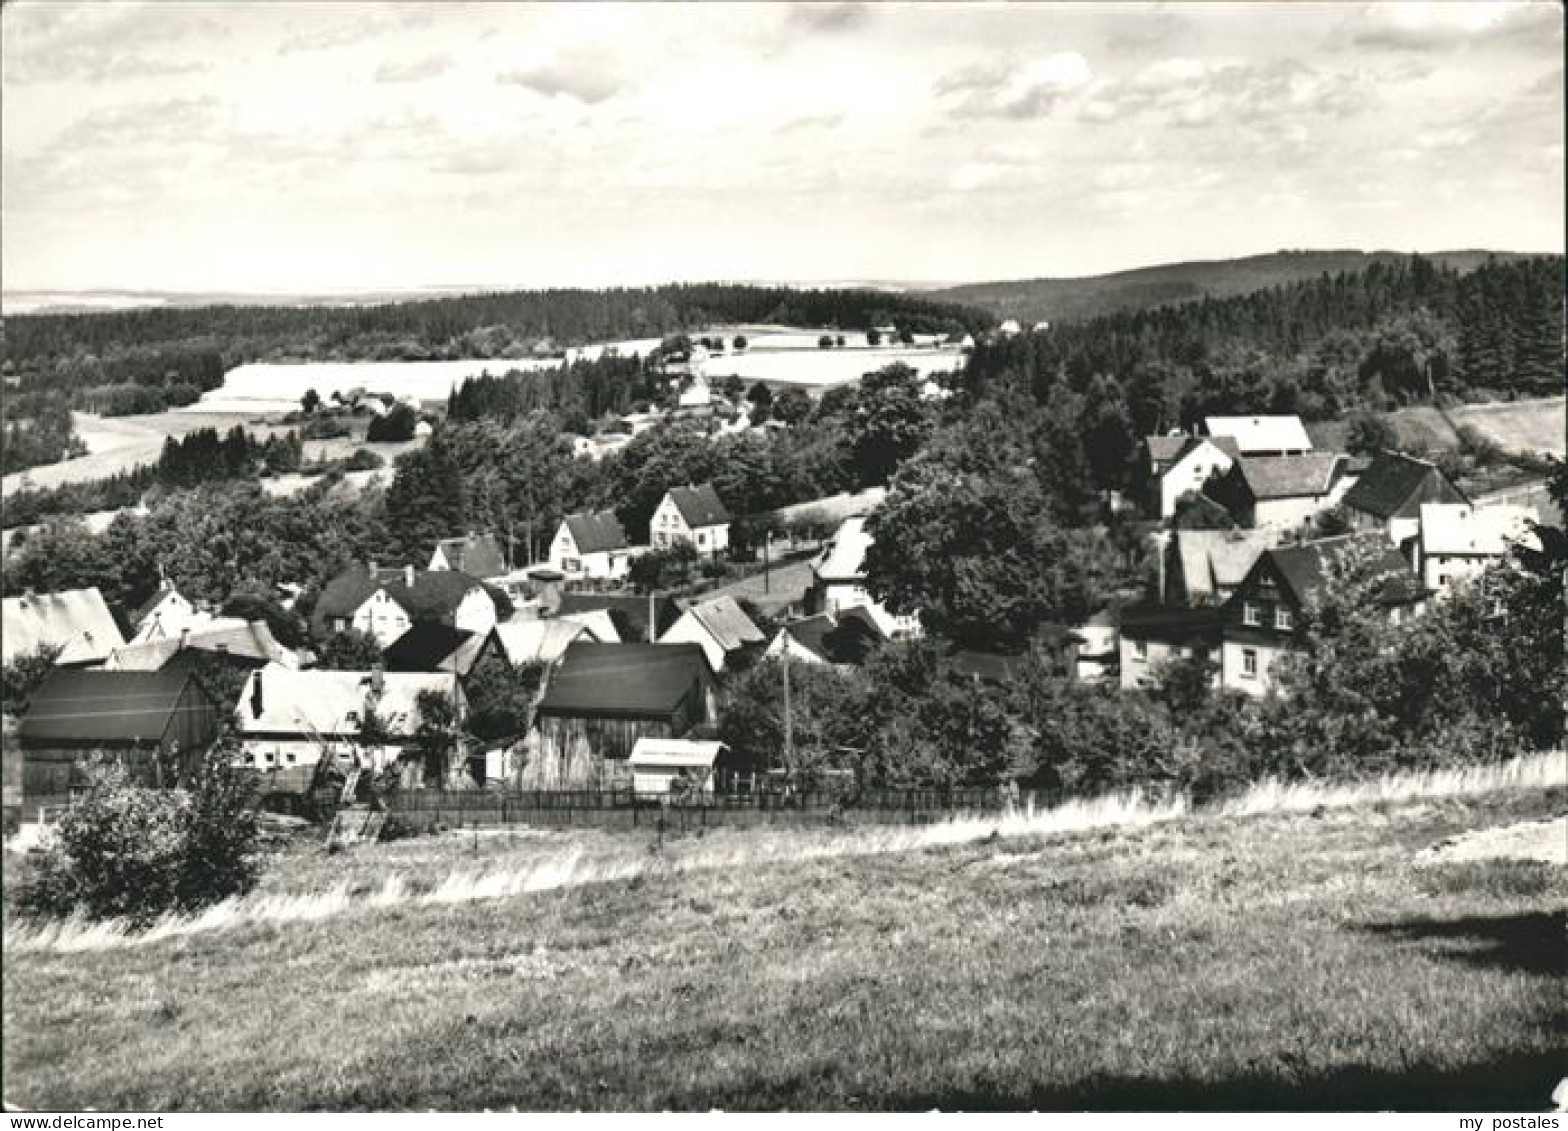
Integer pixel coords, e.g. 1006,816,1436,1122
965,254,1563,429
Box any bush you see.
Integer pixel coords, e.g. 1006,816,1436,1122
14,754,261,926
345,448,385,471
367,403,418,442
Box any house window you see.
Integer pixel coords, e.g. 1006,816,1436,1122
564,557,580,572
697,531,707,548
265,751,277,763
1275,607,1293,631
1243,602,1261,626
285,753,296,765
1241,648,1258,679
1132,639,1147,662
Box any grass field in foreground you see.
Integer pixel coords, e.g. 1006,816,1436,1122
3,772,1564,1112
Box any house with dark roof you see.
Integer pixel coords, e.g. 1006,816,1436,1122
311,564,511,646
1137,434,1239,519
1165,529,1277,606
382,622,497,678
551,593,680,644
1204,453,1354,536
763,608,885,667
1341,451,1468,546
2,587,126,668
524,642,718,788
17,669,223,798
651,483,732,556
547,510,636,581
1218,533,1427,696
658,595,765,672
429,533,508,579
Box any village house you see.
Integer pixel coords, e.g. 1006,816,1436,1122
428,532,508,580
550,592,680,644
1070,608,1120,683
126,581,250,646
1204,453,1355,536
763,608,885,667
101,620,300,675
2,587,125,668
658,595,766,673
805,515,922,639
381,622,497,678
1413,502,1539,597
547,510,636,582
17,669,223,801
1341,450,1468,546
1163,529,1277,606
523,642,719,789
232,665,466,779
1218,533,1428,697
651,483,732,556
490,618,598,668
311,564,509,647
1138,434,1239,519
1202,414,1314,456
1118,606,1223,691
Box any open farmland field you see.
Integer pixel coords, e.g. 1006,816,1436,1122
1306,396,1565,458
4,756,1562,1112
1452,397,1566,458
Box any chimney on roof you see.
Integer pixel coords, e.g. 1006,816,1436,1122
371,664,385,696
368,558,378,576
404,564,415,588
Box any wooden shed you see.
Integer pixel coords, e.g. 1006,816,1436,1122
16,668,224,798
524,643,717,788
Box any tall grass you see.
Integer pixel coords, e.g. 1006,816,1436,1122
6,750,1561,956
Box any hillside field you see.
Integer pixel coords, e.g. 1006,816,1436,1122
1304,396,1566,459
3,759,1563,1112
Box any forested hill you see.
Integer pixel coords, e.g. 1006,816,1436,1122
1,283,992,371
964,253,1563,423
933,249,1541,325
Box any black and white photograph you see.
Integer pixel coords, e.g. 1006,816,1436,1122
1,0,1564,1115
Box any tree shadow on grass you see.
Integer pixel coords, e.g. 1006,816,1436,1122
1360,910,1566,978
876,1050,1566,1112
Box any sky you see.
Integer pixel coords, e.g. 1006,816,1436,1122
2,0,1563,294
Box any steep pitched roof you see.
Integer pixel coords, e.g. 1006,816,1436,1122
774,611,885,665
535,642,712,719
432,533,507,579
681,596,765,653
553,609,621,644
19,669,209,746
1,588,125,666
312,566,384,623
132,582,183,627
102,621,295,671
1145,434,1190,467
383,570,509,622
491,619,591,666
1418,503,1539,557
1204,415,1313,454
554,594,679,643
1232,453,1347,500
382,623,486,676
563,510,629,555
666,483,731,528
1172,529,1276,601
1342,451,1467,519
1263,533,1426,608
233,667,460,739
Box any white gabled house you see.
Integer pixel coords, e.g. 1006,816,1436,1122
805,516,921,640
1140,434,1240,519
658,595,765,673
310,564,507,647
547,510,636,581
651,484,731,556
1414,502,1539,597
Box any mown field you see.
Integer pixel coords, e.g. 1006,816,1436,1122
1305,396,1566,459
3,761,1563,1112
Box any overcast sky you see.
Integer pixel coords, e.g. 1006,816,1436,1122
2,1,1562,293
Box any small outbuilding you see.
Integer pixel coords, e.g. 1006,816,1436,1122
628,738,749,798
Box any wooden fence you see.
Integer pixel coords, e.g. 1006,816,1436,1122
380,785,1046,831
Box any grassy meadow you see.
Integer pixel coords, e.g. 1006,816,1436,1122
3,757,1563,1112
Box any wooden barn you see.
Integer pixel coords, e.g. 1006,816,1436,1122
523,643,717,788
15,669,224,805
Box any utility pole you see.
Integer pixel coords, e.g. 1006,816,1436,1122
781,632,793,773
763,530,771,595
